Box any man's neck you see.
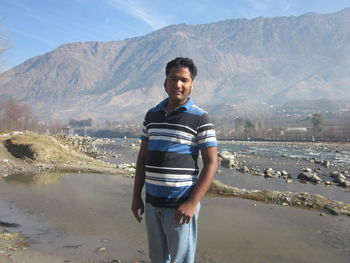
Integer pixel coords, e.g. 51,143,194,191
166,98,188,113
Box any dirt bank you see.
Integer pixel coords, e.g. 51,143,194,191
0,131,126,177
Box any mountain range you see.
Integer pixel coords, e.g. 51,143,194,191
1,8,350,123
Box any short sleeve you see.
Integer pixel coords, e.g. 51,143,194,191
197,113,217,148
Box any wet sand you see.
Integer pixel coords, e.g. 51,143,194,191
1,172,349,263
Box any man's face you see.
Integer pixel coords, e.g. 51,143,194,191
165,66,193,105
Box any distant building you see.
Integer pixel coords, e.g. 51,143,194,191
285,127,308,133
61,127,75,136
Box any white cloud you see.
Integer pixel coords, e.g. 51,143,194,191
103,0,167,29
249,0,268,11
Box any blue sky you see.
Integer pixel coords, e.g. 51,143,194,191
1,0,350,72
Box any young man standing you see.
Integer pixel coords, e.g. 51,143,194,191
131,57,218,263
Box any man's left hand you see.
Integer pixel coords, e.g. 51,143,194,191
173,201,197,224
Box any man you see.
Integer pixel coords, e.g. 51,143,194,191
131,57,218,263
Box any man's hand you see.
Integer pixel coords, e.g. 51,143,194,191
131,197,144,223
174,201,197,224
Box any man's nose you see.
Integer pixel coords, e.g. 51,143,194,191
175,80,183,87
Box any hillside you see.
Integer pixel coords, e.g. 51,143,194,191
0,8,350,122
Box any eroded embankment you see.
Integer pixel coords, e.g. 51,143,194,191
208,180,350,216
0,131,124,176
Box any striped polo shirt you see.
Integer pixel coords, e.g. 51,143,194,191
141,97,217,208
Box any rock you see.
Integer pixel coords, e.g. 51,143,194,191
0,221,21,228
301,168,313,173
281,170,289,176
336,178,350,188
326,208,341,216
95,247,107,253
322,160,331,168
218,151,236,161
238,165,250,173
330,172,346,181
264,168,279,178
221,159,237,169
297,172,323,184
286,175,293,183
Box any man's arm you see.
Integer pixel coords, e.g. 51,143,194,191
174,146,218,224
131,140,148,223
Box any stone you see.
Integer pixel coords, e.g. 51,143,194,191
326,208,341,216
95,247,107,253
281,170,289,176
322,160,331,168
286,175,293,183
221,159,237,169
218,151,236,161
301,168,312,173
239,165,250,173
297,172,323,184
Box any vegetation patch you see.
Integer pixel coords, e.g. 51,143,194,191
208,180,350,216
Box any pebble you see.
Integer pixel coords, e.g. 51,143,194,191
95,247,107,253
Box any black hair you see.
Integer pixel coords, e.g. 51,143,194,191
165,57,197,80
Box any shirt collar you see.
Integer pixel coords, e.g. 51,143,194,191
157,97,194,111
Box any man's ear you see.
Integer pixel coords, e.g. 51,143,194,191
164,79,167,90
189,86,193,95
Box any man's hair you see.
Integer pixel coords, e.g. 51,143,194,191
165,57,197,80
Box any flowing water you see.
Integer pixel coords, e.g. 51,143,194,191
0,140,350,262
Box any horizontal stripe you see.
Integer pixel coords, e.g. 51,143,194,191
146,151,199,169
197,129,216,138
148,140,199,154
147,122,197,135
146,193,190,208
146,178,196,187
149,135,197,146
198,140,218,148
148,128,196,141
198,123,214,129
146,177,197,184
146,171,198,180
146,165,198,171
145,183,194,198
146,167,199,176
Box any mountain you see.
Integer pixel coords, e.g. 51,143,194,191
1,8,350,123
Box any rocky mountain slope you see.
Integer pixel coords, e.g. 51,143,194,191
1,8,350,122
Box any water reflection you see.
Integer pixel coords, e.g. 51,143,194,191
0,173,349,263
4,173,65,185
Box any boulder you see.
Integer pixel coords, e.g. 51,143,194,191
238,165,250,173
297,172,323,184
301,168,313,173
322,160,331,168
218,151,236,161
221,159,237,169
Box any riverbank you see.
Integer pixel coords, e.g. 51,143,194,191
1,132,349,262
0,131,130,177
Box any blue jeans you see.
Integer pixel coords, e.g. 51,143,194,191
145,202,200,263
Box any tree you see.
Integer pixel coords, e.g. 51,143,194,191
0,99,38,131
69,118,93,128
234,118,244,134
312,113,324,133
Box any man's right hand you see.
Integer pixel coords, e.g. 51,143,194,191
131,197,144,223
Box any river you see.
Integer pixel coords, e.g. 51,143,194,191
0,140,349,262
